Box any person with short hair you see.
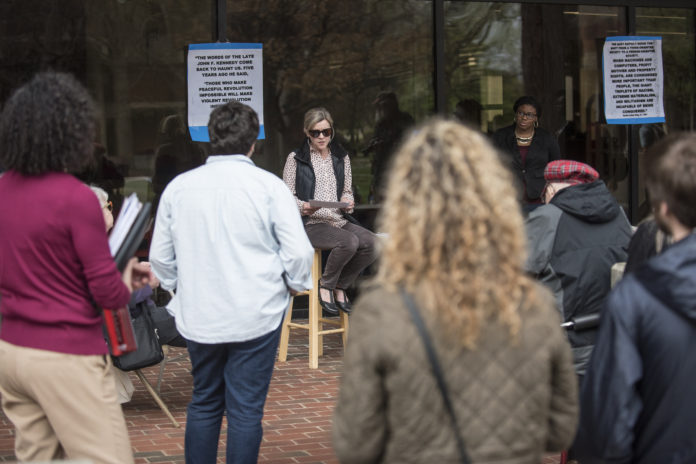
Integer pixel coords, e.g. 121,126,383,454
525,160,632,378
492,96,561,211
333,118,578,463
365,92,415,199
149,100,313,464
574,133,696,463
282,107,377,315
0,72,150,464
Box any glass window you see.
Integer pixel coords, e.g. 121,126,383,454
445,3,629,208
635,8,695,218
226,0,433,209
1,1,212,216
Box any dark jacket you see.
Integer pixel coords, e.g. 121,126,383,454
624,218,671,274
292,138,357,225
333,283,578,464
574,234,696,463
293,138,348,203
525,181,631,374
492,125,560,201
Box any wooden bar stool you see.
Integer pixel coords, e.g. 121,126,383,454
277,249,349,369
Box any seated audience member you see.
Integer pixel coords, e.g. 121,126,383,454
525,160,632,379
332,118,578,463
283,107,377,315
574,133,696,463
91,185,185,349
90,185,135,404
90,186,185,405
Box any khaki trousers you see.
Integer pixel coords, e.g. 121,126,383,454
0,340,134,464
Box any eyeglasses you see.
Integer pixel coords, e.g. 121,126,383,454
103,201,113,212
517,111,537,119
308,128,333,138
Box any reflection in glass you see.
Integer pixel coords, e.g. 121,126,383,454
636,8,695,219
445,3,629,209
226,0,433,206
0,1,212,214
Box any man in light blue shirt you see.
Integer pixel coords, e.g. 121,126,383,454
149,100,313,464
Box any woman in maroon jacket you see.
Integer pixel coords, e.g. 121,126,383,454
0,72,149,464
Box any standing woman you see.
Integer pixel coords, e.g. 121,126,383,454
0,73,149,463
493,96,560,211
333,119,578,463
283,108,377,314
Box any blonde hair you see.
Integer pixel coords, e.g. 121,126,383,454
377,118,539,348
303,107,334,132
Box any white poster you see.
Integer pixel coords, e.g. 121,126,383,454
187,43,264,142
603,36,665,125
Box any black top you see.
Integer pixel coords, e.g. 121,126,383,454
492,124,561,201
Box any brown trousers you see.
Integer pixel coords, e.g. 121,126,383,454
304,221,377,289
0,340,134,464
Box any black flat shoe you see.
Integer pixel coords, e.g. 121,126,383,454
334,288,352,314
318,283,339,316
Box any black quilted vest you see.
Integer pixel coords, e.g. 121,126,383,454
293,138,347,202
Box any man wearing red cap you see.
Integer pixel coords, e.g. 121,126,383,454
525,160,632,378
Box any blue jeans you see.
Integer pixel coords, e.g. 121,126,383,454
184,323,282,464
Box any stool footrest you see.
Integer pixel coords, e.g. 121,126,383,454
318,317,344,326
286,320,346,335
286,321,310,330
316,328,346,336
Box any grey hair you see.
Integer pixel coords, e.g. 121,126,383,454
303,107,334,132
89,185,109,207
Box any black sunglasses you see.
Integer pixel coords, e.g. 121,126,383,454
308,128,333,138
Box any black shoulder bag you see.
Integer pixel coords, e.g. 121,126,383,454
111,302,164,371
399,288,472,464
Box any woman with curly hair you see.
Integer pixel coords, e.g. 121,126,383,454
0,72,149,463
332,119,578,463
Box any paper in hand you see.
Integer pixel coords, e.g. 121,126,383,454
308,200,350,209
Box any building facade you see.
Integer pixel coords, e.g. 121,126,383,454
1,0,694,223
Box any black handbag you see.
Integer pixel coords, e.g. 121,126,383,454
399,288,472,464
112,304,164,371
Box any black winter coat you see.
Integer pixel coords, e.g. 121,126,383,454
575,233,696,463
293,138,348,204
525,181,632,374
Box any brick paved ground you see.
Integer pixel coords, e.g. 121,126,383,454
0,325,562,463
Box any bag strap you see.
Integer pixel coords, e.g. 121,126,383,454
399,288,471,464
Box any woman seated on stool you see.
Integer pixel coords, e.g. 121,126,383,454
283,107,377,315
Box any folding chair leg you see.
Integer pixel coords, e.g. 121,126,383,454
134,370,181,428
156,345,169,394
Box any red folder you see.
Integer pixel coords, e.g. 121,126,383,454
103,306,138,355
103,200,153,356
